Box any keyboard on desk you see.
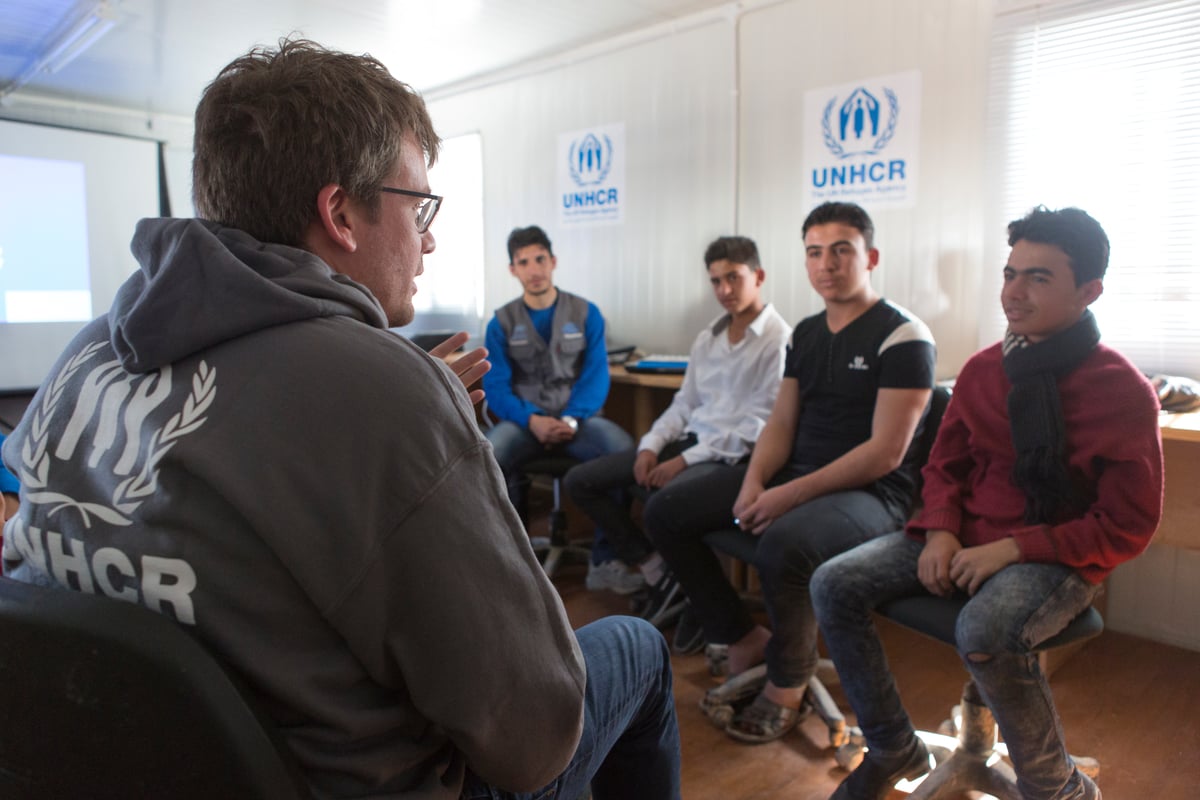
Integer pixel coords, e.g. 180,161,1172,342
626,354,689,374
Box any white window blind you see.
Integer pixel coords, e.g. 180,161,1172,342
984,0,1200,378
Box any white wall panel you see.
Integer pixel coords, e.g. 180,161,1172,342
738,0,994,377
429,0,995,371
1108,543,1200,651
427,21,738,352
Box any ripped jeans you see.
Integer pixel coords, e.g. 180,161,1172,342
811,532,1100,800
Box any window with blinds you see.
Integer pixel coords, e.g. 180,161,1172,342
984,0,1200,378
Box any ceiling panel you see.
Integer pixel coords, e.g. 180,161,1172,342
0,0,729,117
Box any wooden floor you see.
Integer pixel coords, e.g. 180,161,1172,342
550,561,1200,799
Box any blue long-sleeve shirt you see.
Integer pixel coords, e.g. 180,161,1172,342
483,298,610,427
0,433,19,495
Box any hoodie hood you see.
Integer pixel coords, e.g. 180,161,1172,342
110,218,389,373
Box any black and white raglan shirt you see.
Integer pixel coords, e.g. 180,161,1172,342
782,299,936,513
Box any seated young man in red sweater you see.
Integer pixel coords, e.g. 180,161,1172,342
811,206,1163,800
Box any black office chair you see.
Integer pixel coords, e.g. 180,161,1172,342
835,595,1103,799
478,401,592,578
521,454,592,577
0,577,310,800
699,386,954,747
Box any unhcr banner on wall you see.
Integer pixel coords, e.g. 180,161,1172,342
557,122,625,227
803,70,921,210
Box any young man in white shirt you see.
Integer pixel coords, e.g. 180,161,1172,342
565,236,790,649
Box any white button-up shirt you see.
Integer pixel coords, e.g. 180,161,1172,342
638,303,791,465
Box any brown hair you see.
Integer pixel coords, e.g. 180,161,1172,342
506,225,554,262
192,37,440,247
802,201,875,250
704,236,760,270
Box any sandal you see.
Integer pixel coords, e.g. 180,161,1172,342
698,663,767,728
725,693,801,744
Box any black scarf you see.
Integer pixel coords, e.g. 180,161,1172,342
1002,310,1100,525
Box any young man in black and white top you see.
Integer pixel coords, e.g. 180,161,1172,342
645,202,935,744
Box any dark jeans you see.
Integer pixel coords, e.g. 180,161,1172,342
811,532,1100,800
564,435,717,567
460,616,681,800
643,464,904,690
485,417,635,477
486,418,634,564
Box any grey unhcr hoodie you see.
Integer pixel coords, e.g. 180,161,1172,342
1,217,585,798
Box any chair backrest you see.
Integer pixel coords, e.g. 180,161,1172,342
0,577,309,800
911,385,952,495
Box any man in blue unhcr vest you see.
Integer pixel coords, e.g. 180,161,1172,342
482,225,641,594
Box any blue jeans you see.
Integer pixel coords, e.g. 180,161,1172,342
643,463,904,687
486,417,634,564
460,616,681,800
811,532,1100,800
486,417,634,474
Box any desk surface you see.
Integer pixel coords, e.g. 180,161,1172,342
1160,411,1200,443
609,365,685,390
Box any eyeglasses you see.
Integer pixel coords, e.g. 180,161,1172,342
380,187,443,234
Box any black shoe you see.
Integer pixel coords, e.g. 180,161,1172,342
637,572,686,629
831,737,931,800
671,601,705,655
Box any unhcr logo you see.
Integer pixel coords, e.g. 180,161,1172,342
568,132,613,186
564,131,618,211
821,86,899,159
558,122,624,225
813,83,906,191
803,70,919,209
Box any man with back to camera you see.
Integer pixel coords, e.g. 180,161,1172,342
0,38,680,800
482,225,641,594
564,235,790,651
644,201,936,744
812,207,1163,800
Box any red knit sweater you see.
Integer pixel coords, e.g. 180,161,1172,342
908,342,1163,584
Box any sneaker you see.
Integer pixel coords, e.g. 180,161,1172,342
831,736,931,800
704,643,730,677
671,601,705,654
585,560,645,595
637,571,686,629
1073,768,1102,800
